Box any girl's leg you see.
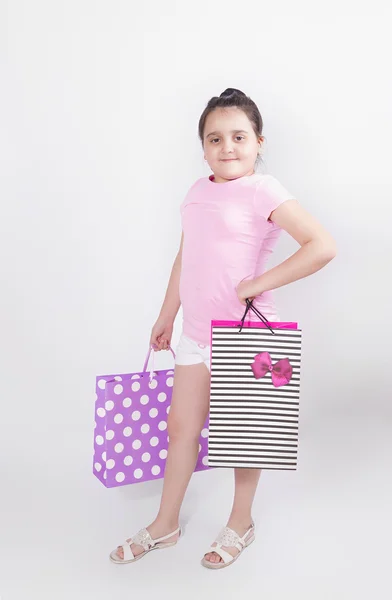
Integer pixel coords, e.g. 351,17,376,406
204,310,279,562
115,361,210,559
204,468,262,563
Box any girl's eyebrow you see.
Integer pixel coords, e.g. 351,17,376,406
206,129,248,138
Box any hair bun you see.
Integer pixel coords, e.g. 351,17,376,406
220,88,246,98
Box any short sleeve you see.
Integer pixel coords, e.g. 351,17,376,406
253,174,296,221
180,199,186,217
180,193,190,217
179,178,202,217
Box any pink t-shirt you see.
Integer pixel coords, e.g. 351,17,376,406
179,172,296,345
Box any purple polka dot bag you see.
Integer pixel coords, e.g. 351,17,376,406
93,345,211,487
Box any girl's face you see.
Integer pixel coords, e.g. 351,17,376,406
203,107,263,183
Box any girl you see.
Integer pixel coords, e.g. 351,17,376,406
110,88,337,569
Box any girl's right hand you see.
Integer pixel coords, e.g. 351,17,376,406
150,317,173,352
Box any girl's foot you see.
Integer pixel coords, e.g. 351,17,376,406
114,519,180,560
203,518,254,564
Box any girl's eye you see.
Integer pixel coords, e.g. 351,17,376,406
210,136,245,144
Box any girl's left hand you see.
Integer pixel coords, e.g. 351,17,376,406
236,279,258,306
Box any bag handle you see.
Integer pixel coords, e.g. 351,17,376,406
238,299,276,335
143,344,176,381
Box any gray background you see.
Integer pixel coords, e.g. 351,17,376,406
1,0,391,598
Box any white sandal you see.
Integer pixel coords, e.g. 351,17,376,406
109,525,182,564
201,522,255,569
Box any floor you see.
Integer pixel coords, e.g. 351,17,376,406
0,413,390,600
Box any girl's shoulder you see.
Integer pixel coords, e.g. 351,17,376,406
249,172,286,188
251,172,297,220
179,177,206,214
186,176,206,193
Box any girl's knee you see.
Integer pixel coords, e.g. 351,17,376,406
167,416,201,442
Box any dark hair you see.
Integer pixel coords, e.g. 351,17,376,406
198,88,264,149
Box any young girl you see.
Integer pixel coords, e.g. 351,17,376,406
110,88,337,569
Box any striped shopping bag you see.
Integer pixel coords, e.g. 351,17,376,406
207,300,302,470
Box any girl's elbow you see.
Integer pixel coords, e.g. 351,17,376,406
321,239,337,263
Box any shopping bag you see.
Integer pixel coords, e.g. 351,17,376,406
93,345,211,487
207,300,302,470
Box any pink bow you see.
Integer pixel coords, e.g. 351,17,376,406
251,352,292,388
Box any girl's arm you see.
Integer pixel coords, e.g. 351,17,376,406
158,231,184,322
237,200,337,302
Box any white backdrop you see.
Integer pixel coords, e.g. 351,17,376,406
1,1,391,598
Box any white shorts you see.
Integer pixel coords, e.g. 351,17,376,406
174,333,211,371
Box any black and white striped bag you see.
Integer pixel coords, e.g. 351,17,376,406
207,300,302,470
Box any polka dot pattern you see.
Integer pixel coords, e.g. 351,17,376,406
93,368,211,487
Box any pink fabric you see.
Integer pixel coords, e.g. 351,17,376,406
179,173,296,346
